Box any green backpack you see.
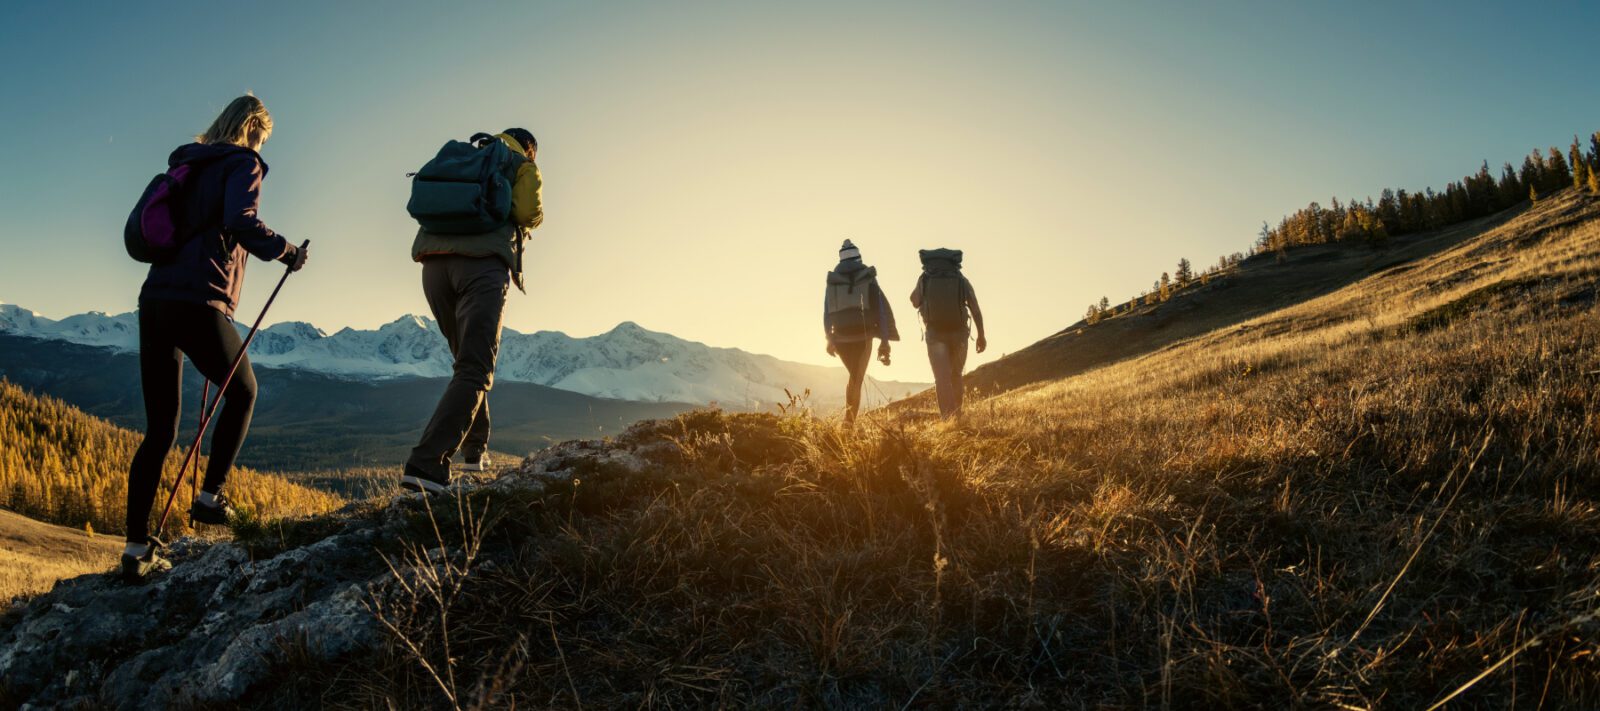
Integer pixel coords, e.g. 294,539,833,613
918,248,967,331
406,133,523,235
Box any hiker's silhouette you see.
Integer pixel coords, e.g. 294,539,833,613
824,240,900,424
911,248,985,418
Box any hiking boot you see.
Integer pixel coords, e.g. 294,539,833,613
121,538,171,584
460,452,490,472
401,463,451,495
189,492,236,526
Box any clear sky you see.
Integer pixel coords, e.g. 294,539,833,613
1,1,1596,382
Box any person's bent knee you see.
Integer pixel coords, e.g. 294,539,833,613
452,365,494,391
226,369,259,405
142,423,180,451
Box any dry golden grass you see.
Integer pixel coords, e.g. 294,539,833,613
255,189,1600,708
0,508,120,601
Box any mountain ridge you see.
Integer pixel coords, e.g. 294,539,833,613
0,305,926,409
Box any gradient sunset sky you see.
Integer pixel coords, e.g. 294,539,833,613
2,1,1596,381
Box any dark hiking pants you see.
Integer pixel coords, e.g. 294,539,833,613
408,256,509,479
835,338,874,423
127,299,258,543
926,330,969,418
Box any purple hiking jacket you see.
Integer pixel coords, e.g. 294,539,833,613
138,143,291,318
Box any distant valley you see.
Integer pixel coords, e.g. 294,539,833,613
0,334,691,471
0,305,927,409
0,307,928,470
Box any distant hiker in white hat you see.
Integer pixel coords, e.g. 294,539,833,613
824,239,899,424
910,248,986,418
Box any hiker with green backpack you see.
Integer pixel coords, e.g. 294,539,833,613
402,128,543,494
911,248,986,418
824,239,900,424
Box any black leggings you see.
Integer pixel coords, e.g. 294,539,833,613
126,300,258,542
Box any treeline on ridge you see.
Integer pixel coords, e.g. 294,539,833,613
1085,131,1600,323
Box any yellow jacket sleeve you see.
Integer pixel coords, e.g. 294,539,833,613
511,162,543,229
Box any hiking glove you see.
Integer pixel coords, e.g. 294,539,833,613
279,244,309,272
878,342,891,365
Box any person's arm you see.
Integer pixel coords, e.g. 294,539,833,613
874,282,898,343
510,161,544,229
965,277,987,353
222,157,291,262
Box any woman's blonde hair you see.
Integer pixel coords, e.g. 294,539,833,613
197,95,273,147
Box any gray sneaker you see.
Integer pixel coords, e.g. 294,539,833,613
460,452,490,472
120,539,172,584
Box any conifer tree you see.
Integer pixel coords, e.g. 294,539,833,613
1376,189,1400,232
1571,137,1589,191
1522,151,1545,193
1498,163,1522,207
1545,147,1571,191
1468,161,1496,215
1159,272,1171,302
1589,167,1600,196
1098,296,1110,314
1175,258,1193,286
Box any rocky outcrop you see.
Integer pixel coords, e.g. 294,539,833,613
0,438,652,709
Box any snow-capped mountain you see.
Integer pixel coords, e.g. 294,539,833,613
0,302,926,408
0,304,139,351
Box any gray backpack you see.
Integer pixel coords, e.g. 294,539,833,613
825,267,877,338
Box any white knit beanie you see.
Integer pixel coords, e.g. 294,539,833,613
839,239,861,261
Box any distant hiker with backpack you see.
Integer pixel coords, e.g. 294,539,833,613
122,95,309,581
824,239,900,424
402,128,543,493
911,248,986,418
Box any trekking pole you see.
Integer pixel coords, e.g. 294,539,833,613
153,239,310,538
189,380,211,503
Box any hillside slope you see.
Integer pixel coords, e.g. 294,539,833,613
960,197,1577,397
3,189,1598,709
0,508,119,601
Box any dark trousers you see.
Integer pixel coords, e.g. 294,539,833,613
126,300,258,542
408,256,508,478
834,338,874,423
926,331,969,418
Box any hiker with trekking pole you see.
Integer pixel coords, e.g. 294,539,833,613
401,127,543,494
119,95,310,582
910,248,985,419
824,239,899,425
